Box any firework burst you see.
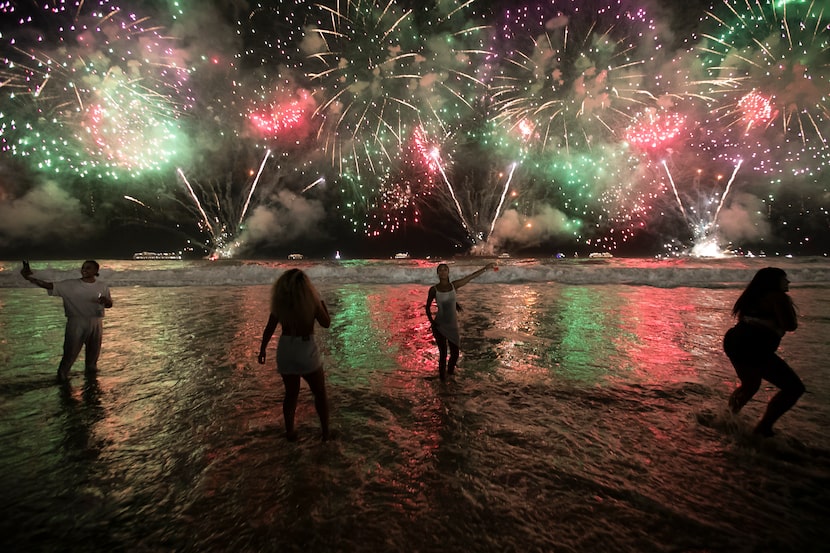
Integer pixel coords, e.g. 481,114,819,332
651,156,748,256
620,104,748,254
361,125,444,237
302,0,487,177
0,0,192,179
624,107,686,151
174,150,274,259
489,0,665,155
246,83,317,147
697,0,830,178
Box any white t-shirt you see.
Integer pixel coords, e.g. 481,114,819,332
48,279,111,319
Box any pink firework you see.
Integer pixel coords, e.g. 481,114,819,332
412,126,440,174
737,90,775,133
517,119,535,142
247,89,315,144
625,109,686,152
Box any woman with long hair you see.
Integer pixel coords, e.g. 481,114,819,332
425,262,495,380
723,267,805,437
258,269,331,441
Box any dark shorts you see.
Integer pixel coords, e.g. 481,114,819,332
723,323,802,391
723,322,780,362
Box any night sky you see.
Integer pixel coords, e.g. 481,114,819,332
1,0,827,260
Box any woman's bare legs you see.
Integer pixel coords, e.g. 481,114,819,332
281,371,330,440
302,370,330,440
281,375,301,441
754,355,805,436
728,354,805,436
447,341,460,375
433,331,448,380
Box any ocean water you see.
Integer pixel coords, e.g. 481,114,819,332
1,257,829,552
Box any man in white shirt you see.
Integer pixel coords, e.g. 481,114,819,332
21,260,114,383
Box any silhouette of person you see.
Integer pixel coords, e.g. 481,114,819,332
425,262,495,380
258,269,331,441
723,267,805,437
21,260,113,384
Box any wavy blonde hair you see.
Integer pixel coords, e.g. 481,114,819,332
270,269,321,329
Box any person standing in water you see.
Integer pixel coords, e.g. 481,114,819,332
425,262,495,381
21,260,114,384
723,267,805,437
258,268,331,441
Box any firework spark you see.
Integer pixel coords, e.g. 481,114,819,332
698,0,830,177
238,149,271,227
487,161,518,241
301,176,325,194
303,0,487,177
0,1,192,179
490,0,665,154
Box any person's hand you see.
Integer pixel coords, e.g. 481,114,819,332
257,351,266,364
20,266,32,279
485,262,496,270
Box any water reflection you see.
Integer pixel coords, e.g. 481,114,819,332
615,287,727,384
327,286,396,379
0,290,66,381
486,285,628,383
2,283,828,552
555,287,629,382
490,285,549,378
377,286,447,513
59,373,105,463
325,285,449,513
481,284,736,387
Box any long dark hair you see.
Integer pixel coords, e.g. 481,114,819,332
732,267,788,318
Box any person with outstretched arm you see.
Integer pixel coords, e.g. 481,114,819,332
21,260,113,384
425,262,495,381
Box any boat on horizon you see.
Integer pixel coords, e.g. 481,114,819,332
133,251,182,260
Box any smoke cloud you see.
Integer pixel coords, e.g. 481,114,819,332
716,192,771,243
239,190,326,249
0,181,94,248
490,205,573,249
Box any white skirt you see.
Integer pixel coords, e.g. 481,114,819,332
276,334,322,375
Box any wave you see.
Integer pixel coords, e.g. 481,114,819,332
1,256,829,288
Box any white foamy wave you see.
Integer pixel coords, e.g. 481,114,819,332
1,257,829,288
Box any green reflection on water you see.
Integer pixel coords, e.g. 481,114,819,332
327,286,392,383
547,287,626,383
0,290,64,375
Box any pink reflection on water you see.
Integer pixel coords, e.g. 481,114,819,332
616,286,730,384
616,287,695,380
489,285,550,379
359,285,450,513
